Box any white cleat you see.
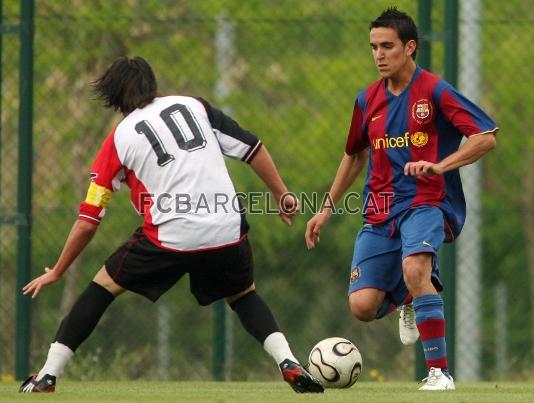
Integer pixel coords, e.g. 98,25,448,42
419,367,455,391
399,303,419,345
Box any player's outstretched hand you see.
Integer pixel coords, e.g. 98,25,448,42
22,267,61,299
404,160,444,177
278,192,300,226
305,210,332,250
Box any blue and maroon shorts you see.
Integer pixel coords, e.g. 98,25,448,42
348,206,445,306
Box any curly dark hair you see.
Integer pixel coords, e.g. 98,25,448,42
92,56,157,115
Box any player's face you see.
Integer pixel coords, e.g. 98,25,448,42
370,27,415,79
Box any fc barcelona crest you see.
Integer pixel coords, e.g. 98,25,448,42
412,99,433,124
350,267,361,284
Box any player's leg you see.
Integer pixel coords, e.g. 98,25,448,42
225,283,296,365
403,253,453,390
348,288,387,321
226,284,297,369
226,282,287,362
348,223,403,321
399,206,454,390
20,267,124,393
226,284,323,393
189,237,322,393
222,240,297,369
226,283,298,366
20,228,180,393
225,240,322,393
192,237,289,363
396,287,418,345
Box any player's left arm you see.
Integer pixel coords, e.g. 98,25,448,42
406,82,498,178
404,132,496,177
196,97,297,224
249,145,299,226
195,97,262,163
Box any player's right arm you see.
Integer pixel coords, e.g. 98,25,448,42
23,220,98,298
23,129,123,298
305,149,368,249
306,91,369,249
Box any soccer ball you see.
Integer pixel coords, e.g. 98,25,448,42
307,337,362,388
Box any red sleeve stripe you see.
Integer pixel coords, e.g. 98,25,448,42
79,201,104,223
345,94,367,155
90,128,123,188
436,82,497,137
439,91,479,136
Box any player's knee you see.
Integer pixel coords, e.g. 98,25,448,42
93,266,125,297
225,283,256,306
402,254,431,289
403,268,422,289
349,301,376,322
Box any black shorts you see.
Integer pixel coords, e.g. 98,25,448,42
105,228,254,305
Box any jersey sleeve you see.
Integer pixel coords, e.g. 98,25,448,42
345,91,369,155
78,129,124,224
435,81,498,137
195,97,262,163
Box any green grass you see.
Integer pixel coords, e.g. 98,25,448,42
1,381,534,402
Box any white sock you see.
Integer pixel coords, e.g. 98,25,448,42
263,332,298,367
37,342,74,381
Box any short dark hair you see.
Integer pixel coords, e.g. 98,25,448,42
369,7,418,60
92,56,157,115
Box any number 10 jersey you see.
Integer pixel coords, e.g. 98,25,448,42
79,96,262,251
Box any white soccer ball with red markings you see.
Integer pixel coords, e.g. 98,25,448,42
307,337,362,388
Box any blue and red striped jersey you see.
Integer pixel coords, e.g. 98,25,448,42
345,67,498,241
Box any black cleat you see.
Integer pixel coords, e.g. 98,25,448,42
19,373,56,393
280,359,324,393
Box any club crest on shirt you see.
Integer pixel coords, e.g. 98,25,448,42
410,131,429,147
350,267,361,284
412,99,432,124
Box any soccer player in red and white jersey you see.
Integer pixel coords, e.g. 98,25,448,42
20,56,323,394
305,8,497,390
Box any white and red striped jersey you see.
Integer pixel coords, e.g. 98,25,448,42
79,96,262,251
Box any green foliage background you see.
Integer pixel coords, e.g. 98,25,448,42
1,0,532,382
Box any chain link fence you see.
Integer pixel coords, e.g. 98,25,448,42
0,0,20,384
1,0,532,383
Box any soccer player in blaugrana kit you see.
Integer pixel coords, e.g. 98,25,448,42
305,7,497,390
20,56,323,394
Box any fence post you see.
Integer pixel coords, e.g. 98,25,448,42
456,0,482,381
212,12,235,382
15,0,34,380
441,0,459,377
0,0,3,202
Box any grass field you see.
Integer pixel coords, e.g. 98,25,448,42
1,381,534,403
